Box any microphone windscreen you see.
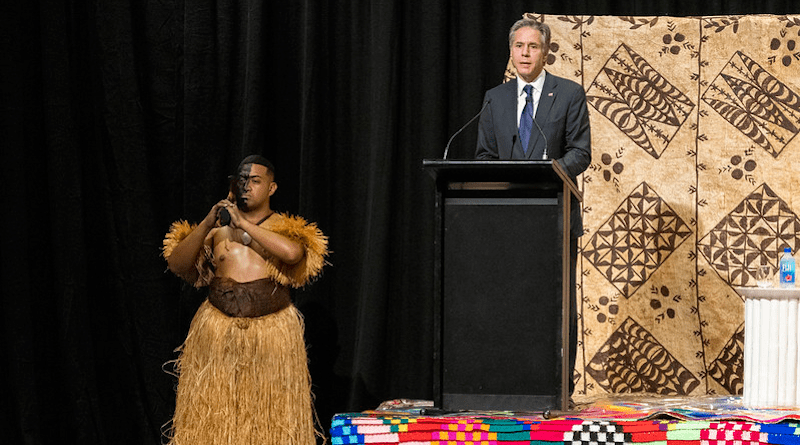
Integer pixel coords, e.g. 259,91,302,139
218,208,231,226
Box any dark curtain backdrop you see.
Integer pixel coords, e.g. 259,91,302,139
2,0,794,443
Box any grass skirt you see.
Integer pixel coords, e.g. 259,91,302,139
165,300,320,444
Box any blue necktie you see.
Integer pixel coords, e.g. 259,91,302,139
519,84,534,154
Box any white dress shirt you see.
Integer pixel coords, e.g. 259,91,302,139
516,71,546,129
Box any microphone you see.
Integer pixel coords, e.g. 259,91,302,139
524,92,549,160
532,116,549,159
443,98,491,159
218,208,231,226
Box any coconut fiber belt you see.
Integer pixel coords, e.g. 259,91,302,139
208,276,291,318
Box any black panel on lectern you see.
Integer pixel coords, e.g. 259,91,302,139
442,198,562,410
423,159,574,412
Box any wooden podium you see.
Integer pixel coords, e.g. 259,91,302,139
423,159,582,412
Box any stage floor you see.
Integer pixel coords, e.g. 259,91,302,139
330,395,800,445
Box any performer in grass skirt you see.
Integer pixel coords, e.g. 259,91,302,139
162,155,328,444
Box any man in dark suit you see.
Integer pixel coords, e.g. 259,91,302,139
476,18,591,179
475,18,591,397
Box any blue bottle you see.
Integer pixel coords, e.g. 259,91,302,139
780,247,796,288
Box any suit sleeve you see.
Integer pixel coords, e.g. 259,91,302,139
558,86,592,178
475,91,499,159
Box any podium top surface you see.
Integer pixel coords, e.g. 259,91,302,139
422,160,582,203
423,159,558,182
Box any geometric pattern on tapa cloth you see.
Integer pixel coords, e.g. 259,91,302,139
586,316,701,394
707,325,745,395
330,414,800,445
698,183,800,287
701,51,800,160
586,44,696,160
582,182,693,298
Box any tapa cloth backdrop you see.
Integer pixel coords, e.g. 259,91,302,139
504,13,800,400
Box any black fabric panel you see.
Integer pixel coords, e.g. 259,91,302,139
2,0,795,443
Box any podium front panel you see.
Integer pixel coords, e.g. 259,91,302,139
442,196,563,411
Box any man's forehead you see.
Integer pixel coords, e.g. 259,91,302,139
514,27,541,42
239,163,270,178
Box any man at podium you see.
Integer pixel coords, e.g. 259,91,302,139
474,18,591,395
475,18,591,176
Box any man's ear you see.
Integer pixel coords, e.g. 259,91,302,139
269,181,278,196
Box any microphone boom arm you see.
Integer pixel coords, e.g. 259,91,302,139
443,98,491,159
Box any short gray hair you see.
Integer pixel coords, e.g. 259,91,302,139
508,18,551,54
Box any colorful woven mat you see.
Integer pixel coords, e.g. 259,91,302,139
330,397,800,445
331,415,800,445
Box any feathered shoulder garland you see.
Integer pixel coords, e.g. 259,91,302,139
263,213,329,288
162,213,329,289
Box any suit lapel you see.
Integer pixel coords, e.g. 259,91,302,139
535,73,557,121
502,80,523,158
503,79,522,159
